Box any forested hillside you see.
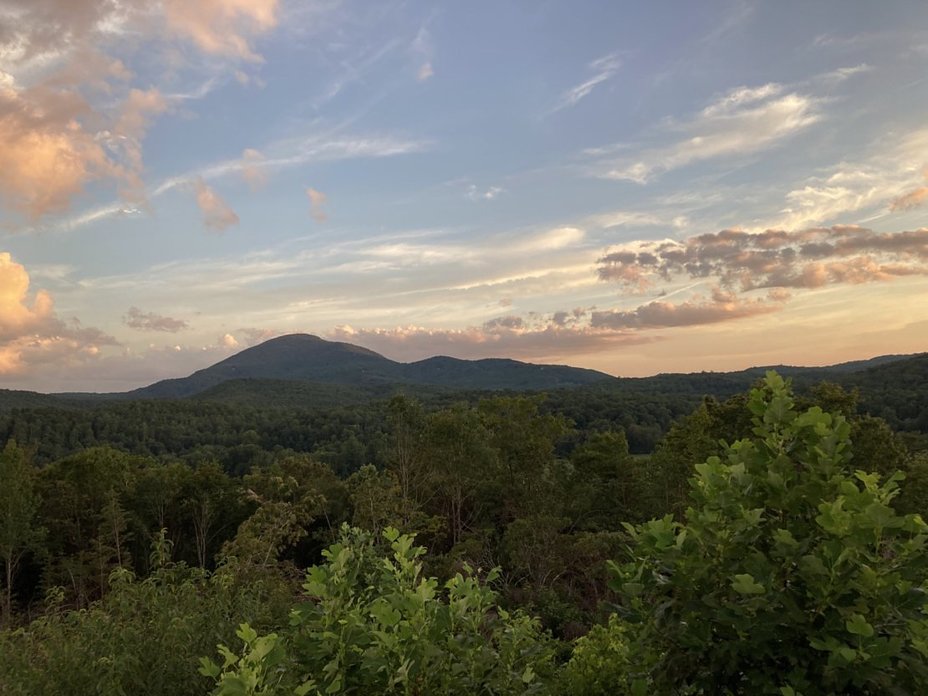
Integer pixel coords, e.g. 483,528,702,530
2,373,928,694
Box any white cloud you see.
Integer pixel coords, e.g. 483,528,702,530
551,52,621,112
765,127,928,230
526,226,586,251
466,184,504,201
588,84,822,183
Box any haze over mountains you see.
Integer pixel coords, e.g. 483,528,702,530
0,333,923,413
126,334,613,399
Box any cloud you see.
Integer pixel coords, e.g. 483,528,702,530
329,316,653,363
764,128,928,230
597,225,928,293
306,187,328,222
110,87,170,203
529,227,586,251
0,83,115,218
890,170,928,212
817,63,873,84
590,289,786,330
466,184,504,201
552,52,621,112
194,178,239,231
163,0,279,61
236,327,279,346
124,307,189,332
589,84,821,182
240,148,268,190
411,23,434,81
0,252,115,376
146,134,430,199
220,333,240,348
891,186,928,212
0,0,283,223
585,209,690,230
417,62,434,81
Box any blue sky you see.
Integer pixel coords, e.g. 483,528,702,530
1,0,928,391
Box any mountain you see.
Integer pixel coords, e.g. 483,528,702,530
127,334,612,399
0,335,922,412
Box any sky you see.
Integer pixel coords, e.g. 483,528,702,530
1,0,928,392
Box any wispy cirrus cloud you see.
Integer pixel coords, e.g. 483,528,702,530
890,170,928,212
329,314,654,363
762,127,928,230
552,52,621,112
587,83,821,183
153,133,431,196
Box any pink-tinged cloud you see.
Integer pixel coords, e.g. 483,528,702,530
306,187,328,222
124,307,189,332
194,178,239,231
0,252,116,375
891,186,928,212
111,88,169,203
590,289,786,330
0,1,278,222
241,148,268,190
329,315,655,363
0,85,116,219
163,0,279,61
598,225,928,292
0,78,166,219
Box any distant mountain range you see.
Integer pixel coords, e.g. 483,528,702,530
0,333,923,411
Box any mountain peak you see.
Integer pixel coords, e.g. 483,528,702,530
129,334,612,399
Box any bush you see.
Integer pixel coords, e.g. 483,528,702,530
203,525,555,695
605,372,928,694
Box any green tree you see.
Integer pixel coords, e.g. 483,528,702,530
570,430,641,528
37,446,139,606
424,406,495,548
0,442,44,623
203,525,554,695
606,372,928,694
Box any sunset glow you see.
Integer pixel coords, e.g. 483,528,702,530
1,1,927,391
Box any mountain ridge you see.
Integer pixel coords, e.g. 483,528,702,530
0,333,923,411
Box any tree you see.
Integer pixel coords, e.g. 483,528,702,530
182,461,242,568
202,526,555,695
570,430,641,528
0,442,44,623
424,406,495,548
606,372,928,694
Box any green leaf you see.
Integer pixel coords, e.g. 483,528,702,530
846,614,874,637
731,573,765,595
198,657,220,678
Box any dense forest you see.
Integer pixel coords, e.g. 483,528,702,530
2,372,928,694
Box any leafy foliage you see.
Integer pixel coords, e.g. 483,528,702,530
203,525,555,695
0,560,293,695
608,372,928,694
